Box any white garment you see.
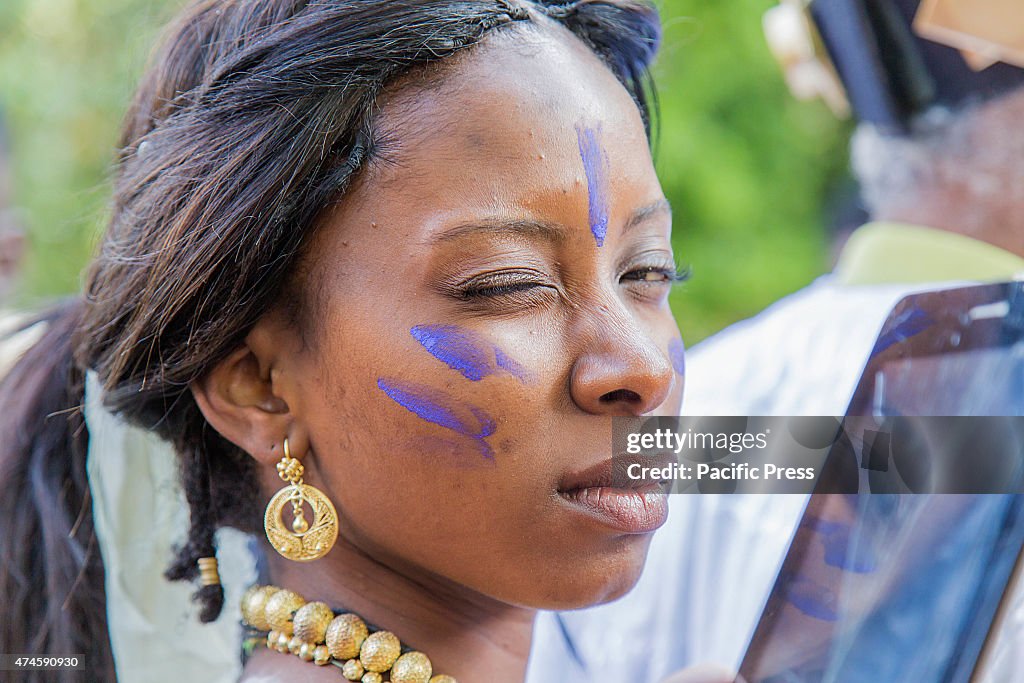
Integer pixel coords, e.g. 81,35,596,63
526,276,938,682
0,311,45,376
0,316,257,683
84,373,257,683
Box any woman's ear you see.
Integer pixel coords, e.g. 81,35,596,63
191,341,294,466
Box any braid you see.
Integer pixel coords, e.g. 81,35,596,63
159,398,259,623
164,439,224,622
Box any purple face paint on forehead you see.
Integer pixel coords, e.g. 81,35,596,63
377,377,496,460
668,338,685,377
575,123,610,247
411,324,528,382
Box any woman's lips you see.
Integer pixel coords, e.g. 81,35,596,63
558,484,669,534
558,455,671,533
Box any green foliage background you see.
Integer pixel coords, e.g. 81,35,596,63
0,0,851,344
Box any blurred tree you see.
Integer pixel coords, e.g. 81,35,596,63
657,0,853,343
0,0,174,300
0,0,851,343
655,0,856,342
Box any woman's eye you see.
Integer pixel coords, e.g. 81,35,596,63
455,269,557,302
621,265,691,285
463,281,543,298
619,263,690,304
623,268,672,283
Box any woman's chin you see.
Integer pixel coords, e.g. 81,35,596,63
508,535,654,611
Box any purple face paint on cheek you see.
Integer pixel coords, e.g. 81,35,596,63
492,347,528,382
410,324,529,382
575,124,610,247
377,378,496,460
411,325,491,381
668,338,685,377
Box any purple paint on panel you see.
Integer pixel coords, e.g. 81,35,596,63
812,519,878,573
411,324,529,382
576,124,610,247
785,574,839,622
377,378,496,460
668,338,686,377
870,307,932,357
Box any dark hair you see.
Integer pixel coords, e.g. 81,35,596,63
0,1,660,680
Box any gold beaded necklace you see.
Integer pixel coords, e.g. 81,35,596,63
241,584,457,683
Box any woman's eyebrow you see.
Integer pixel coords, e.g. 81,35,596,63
428,198,671,245
622,198,672,235
429,218,568,245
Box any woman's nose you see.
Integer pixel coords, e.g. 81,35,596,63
569,310,676,417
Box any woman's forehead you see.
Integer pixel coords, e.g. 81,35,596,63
351,29,655,221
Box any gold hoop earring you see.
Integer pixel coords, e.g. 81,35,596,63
264,438,338,562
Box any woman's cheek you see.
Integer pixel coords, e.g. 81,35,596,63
377,377,497,461
373,323,534,467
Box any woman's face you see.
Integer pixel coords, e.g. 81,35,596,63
279,28,683,609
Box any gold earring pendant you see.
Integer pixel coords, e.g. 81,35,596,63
264,438,338,562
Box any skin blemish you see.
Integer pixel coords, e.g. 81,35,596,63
410,324,529,382
668,338,686,377
377,377,496,460
575,123,610,247
408,436,498,469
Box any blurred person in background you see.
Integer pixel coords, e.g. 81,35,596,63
687,0,1024,414
530,0,1024,681
0,109,37,375
0,112,25,303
